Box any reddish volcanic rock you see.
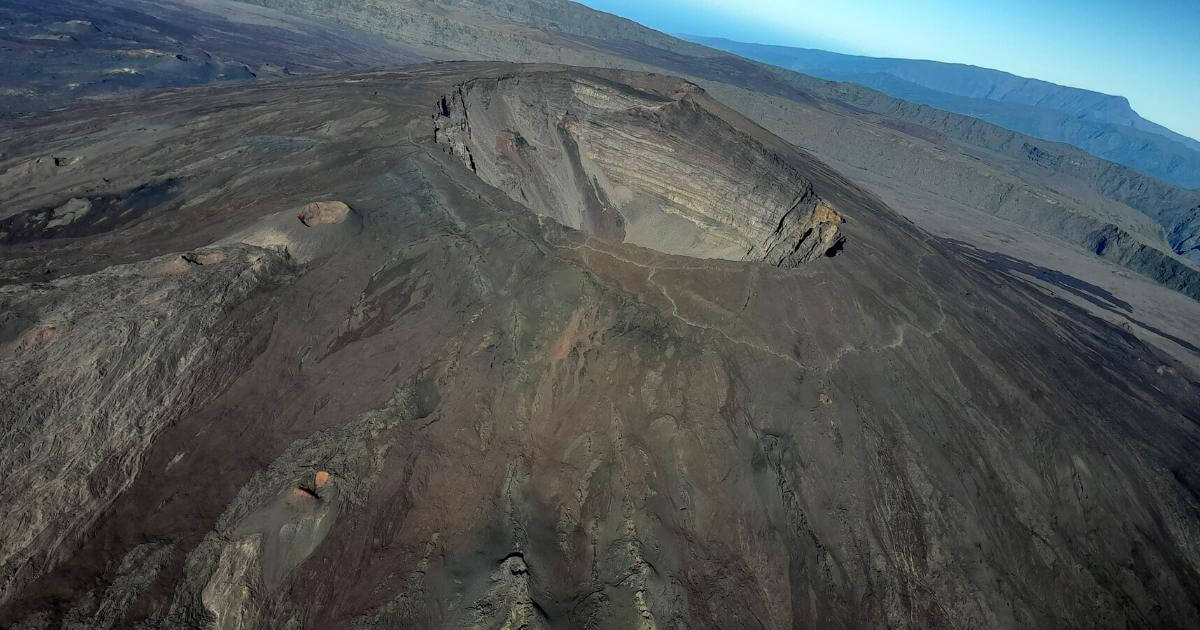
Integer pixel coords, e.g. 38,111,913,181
297,201,351,227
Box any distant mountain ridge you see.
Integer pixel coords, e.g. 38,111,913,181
683,35,1200,190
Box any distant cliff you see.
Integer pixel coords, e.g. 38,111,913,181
685,36,1200,190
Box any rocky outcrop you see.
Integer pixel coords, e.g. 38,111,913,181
1168,204,1200,261
759,196,845,266
1085,225,1200,299
297,201,351,227
434,73,844,265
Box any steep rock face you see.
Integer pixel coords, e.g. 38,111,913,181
1168,204,1200,260
433,72,844,266
1084,225,1200,299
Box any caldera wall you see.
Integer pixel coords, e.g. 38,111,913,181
433,72,844,266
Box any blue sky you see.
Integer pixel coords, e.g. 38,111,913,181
578,0,1200,141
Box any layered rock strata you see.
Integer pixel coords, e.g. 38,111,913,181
434,73,845,266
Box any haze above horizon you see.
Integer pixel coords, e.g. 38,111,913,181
578,0,1200,142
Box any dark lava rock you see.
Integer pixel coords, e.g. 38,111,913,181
0,64,1198,630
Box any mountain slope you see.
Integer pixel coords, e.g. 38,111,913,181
2,60,1199,630
229,0,1200,291
0,0,424,117
685,35,1200,190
